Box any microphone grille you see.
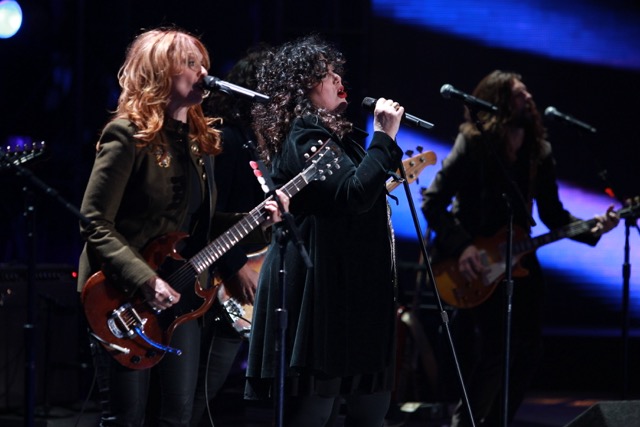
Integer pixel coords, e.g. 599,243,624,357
440,84,453,99
544,106,557,116
361,97,377,109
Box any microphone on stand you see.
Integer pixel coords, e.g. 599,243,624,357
544,106,596,133
440,84,498,113
201,75,270,104
361,97,434,130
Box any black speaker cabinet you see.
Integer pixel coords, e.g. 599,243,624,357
565,401,640,427
0,264,86,411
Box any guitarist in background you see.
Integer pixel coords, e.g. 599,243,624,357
78,28,285,426
190,45,272,427
421,70,619,427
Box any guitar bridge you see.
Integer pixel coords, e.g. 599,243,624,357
108,303,147,339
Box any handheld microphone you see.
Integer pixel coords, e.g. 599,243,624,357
361,97,434,130
201,75,270,104
440,84,498,113
544,106,596,133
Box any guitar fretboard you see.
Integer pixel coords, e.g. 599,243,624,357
525,218,596,253
189,162,320,274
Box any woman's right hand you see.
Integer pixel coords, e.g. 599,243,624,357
373,98,404,140
140,276,181,312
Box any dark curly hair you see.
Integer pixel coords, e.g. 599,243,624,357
461,70,546,162
206,43,272,128
252,34,353,162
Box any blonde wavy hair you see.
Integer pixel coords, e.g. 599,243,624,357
114,28,221,155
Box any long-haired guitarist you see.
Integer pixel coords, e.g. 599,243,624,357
77,28,286,426
421,70,619,427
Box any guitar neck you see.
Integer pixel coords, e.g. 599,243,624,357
188,171,308,274
518,218,596,254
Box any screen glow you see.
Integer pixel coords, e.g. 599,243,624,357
372,0,640,70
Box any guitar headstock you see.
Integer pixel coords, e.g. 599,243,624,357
249,139,342,193
1,140,47,169
620,196,640,220
386,148,437,192
300,139,342,183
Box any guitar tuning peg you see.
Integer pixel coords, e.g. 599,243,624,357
310,146,317,153
405,150,414,157
249,160,258,170
319,176,326,181
261,184,270,193
253,169,263,178
304,153,310,159
416,146,423,153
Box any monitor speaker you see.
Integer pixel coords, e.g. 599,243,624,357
564,401,640,427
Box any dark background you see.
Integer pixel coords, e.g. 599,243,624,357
1,0,640,410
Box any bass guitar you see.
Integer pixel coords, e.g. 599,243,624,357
81,139,341,369
215,248,266,338
386,149,436,193
433,202,639,309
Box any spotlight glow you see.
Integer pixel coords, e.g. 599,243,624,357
0,0,23,39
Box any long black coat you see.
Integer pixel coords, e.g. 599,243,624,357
246,116,403,387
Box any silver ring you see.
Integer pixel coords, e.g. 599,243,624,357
166,295,174,303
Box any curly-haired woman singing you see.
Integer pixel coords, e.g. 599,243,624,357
245,34,405,427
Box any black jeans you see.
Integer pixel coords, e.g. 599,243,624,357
190,305,244,426
91,319,201,427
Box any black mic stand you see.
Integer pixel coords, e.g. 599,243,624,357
242,141,312,427
0,148,89,427
620,215,639,399
395,155,477,427
588,148,639,400
468,108,536,427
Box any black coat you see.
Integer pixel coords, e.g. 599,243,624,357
247,116,403,384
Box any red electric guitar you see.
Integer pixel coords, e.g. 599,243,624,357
81,139,341,369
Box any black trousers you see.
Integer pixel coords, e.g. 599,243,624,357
450,256,545,427
91,319,201,427
190,305,244,426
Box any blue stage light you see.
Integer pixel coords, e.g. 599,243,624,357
0,0,23,39
372,0,640,71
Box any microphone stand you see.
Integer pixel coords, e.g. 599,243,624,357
589,150,639,400
242,142,312,427
396,155,477,427
0,148,89,427
468,109,535,427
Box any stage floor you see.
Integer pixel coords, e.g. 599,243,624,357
1,390,636,427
